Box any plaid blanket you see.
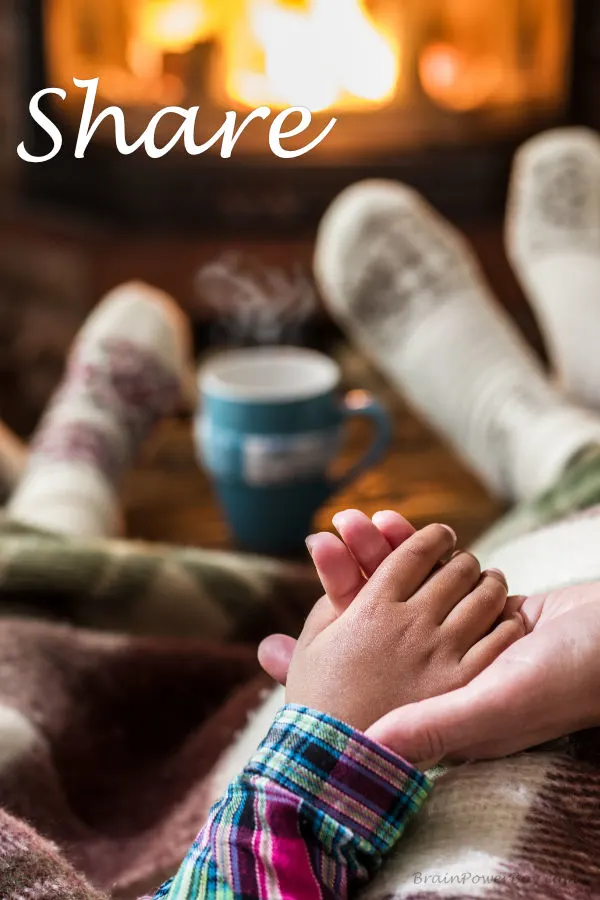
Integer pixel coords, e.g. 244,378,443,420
0,518,321,900
2,614,600,900
3,447,600,898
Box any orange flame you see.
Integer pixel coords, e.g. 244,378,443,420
419,42,502,112
225,0,400,112
138,0,216,53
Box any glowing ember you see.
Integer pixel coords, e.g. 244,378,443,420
225,0,400,112
419,42,502,112
138,0,216,53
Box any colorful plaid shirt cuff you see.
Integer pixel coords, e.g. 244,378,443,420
149,704,432,900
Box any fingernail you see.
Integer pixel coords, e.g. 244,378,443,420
437,524,457,544
305,535,317,556
332,511,350,531
485,567,508,587
451,549,478,562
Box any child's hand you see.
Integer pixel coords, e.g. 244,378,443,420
258,509,416,685
285,521,525,732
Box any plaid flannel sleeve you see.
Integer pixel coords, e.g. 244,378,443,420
148,704,432,900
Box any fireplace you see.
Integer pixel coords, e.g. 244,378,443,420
20,0,599,229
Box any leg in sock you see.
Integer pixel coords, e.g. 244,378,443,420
7,281,194,537
506,128,600,410
314,180,600,501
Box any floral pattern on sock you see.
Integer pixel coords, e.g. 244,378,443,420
30,338,181,486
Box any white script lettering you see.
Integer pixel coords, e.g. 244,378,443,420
18,78,338,162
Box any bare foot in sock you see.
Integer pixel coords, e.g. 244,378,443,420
507,128,600,410
285,521,523,732
8,281,195,537
314,180,600,500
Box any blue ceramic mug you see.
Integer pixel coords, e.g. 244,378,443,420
196,347,390,554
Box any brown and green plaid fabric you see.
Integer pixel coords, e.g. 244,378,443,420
0,515,320,643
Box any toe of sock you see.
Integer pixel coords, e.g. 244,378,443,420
73,282,196,409
314,179,474,325
315,180,430,312
506,126,600,267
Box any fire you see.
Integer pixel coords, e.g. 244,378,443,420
225,0,400,113
138,0,216,54
419,42,502,112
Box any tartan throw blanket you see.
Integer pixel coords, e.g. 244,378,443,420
2,615,600,900
0,517,321,900
3,451,600,898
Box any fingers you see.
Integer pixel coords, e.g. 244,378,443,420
413,550,482,621
306,531,364,615
461,614,526,676
366,636,537,765
307,509,416,615
262,508,419,683
370,510,416,554
332,509,394,576
365,685,477,766
258,633,297,685
443,570,508,647
357,523,457,606
365,652,513,765
503,592,542,633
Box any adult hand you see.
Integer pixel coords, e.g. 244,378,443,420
367,582,600,763
259,510,600,764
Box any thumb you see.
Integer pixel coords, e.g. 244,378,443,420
366,677,506,766
365,693,465,767
258,634,297,685
258,596,338,684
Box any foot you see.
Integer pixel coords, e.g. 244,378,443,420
7,281,195,537
368,580,600,763
507,128,600,410
285,522,523,732
315,180,600,500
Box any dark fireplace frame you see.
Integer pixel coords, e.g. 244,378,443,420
17,0,600,232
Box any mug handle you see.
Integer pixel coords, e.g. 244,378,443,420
329,390,391,496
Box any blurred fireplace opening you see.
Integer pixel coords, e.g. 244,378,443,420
18,0,600,231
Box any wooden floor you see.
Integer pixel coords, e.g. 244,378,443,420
122,340,506,556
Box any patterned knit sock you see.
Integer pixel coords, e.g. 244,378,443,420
314,180,600,501
7,281,194,537
506,127,600,411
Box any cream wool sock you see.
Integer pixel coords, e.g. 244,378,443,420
8,281,194,537
506,127,600,411
314,180,600,501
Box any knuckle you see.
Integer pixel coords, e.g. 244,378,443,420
416,719,447,764
451,552,480,581
403,538,429,561
403,524,453,562
478,576,507,604
506,611,527,638
483,568,508,590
